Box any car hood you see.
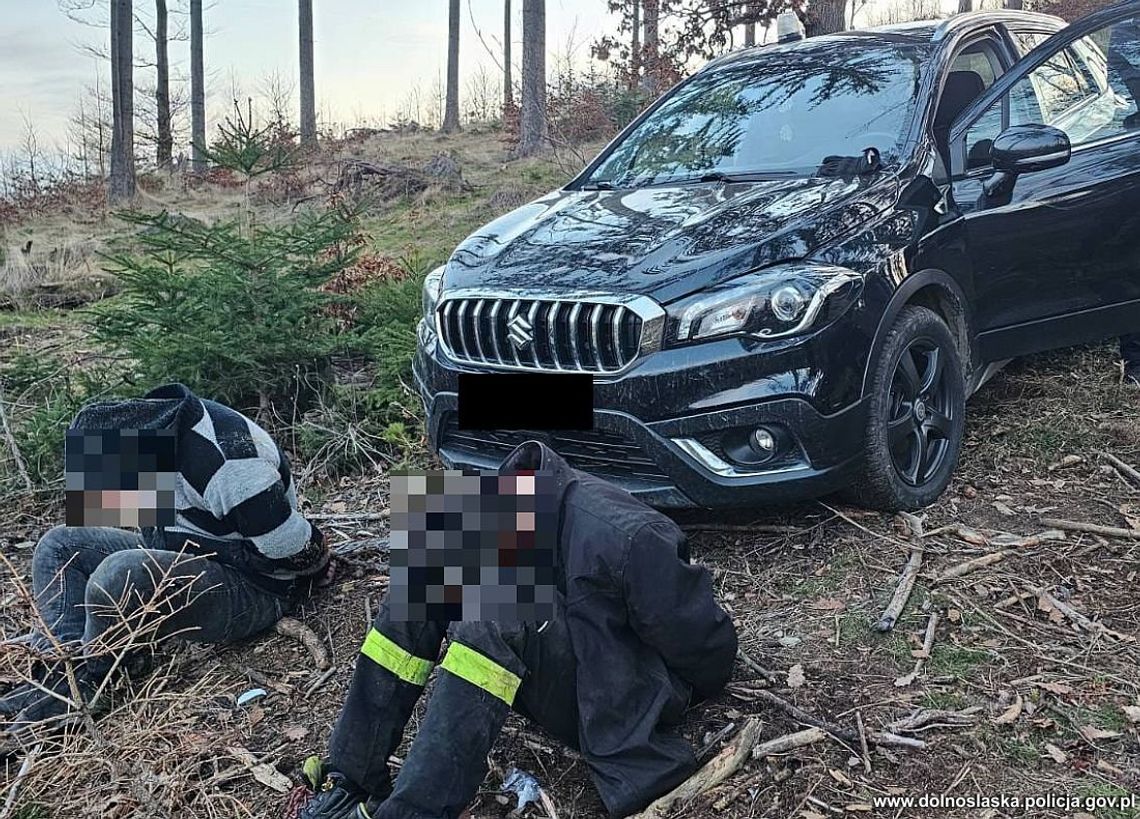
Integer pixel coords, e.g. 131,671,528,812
444,175,895,304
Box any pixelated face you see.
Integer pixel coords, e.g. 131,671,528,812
64,429,177,528
389,469,557,623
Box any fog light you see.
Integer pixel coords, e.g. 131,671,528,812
749,427,776,454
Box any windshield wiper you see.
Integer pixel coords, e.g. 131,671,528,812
637,170,802,187
579,180,615,190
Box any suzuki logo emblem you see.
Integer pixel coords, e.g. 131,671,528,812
507,312,534,349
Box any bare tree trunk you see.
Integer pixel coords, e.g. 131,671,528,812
958,0,973,11
630,0,640,90
503,0,513,109
154,0,172,167
1004,0,1023,8
516,0,546,156
109,0,136,203
442,0,461,133
744,2,756,46
805,0,847,36
641,0,659,93
190,0,206,171
299,0,317,143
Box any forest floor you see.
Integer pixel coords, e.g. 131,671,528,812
1,128,1139,819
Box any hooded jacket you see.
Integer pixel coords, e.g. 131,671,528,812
499,441,738,818
69,383,327,591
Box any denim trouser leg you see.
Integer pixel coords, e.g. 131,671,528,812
30,525,291,676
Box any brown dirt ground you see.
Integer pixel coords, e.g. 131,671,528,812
1,339,1139,818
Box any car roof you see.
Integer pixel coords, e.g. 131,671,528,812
704,9,1066,71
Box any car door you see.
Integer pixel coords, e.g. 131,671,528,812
946,2,1140,362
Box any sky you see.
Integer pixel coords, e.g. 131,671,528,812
0,0,619,156
0,0,973,157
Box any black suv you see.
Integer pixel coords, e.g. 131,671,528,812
413,2,1140,511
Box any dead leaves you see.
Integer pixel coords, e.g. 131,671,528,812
991,693,1023,726
226,746,292,793
787,664,806,689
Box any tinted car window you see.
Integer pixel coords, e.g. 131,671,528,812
585,40,934,185
962,19,1140,168
1012,30,1052,57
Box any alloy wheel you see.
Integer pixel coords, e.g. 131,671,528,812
886,338,956,487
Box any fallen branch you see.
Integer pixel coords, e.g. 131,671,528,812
737,649,778,681
886,707,981,734
304,665,338,698
0,743,41,819
275,617,332,670
0,384,32,492
855,711,872,774
750,726,828,759
934,551,1009,583
1031,587,1136,643
750,689,924,750
1039,518,1140,541
632,718,764,819
309,511,389,522
895,612,939,687
1099,451,1140,488
875,512,925,632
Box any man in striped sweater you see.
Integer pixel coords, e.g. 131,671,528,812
0,383,329,733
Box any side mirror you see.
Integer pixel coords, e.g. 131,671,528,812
990,124,1071,175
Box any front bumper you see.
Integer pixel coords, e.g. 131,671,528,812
413,321,869,508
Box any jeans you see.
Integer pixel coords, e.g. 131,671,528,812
1123,334,1140,368
30,525,293,675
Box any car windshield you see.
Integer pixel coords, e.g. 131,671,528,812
584,38,933,187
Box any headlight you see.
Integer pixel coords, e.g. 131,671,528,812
422,265,445,325
668,263,863,344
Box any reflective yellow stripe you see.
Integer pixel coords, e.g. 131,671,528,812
360,628,434,686
440,641,522,705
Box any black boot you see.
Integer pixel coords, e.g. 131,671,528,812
300,771,386,819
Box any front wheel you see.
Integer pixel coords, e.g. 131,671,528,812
849,305,966,511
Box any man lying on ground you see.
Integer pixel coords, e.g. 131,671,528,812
0,383,329,735
300,441,738,819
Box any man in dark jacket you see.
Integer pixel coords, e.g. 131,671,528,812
301,441,738,819
0,383,329,734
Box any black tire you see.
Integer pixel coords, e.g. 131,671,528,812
848,305,966,511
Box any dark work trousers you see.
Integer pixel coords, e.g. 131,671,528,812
328,594,579,819
1123,334,1140,368
29,525,294,679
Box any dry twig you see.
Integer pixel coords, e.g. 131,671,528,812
1040,518,1140,540
631,718,765,818
895,612,939,687
275,617,332,670
0,384,32,491
1099,451,1140,488
876,512,925,632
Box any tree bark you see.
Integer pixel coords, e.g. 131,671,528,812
190,0,206,171
442,0,461,133
109,0,136,203
155,0,172,167
805,0,847,36
299,0,317,143
516,0,546,156
641,0,659,93
630,0,641,89
958,0,973,12
503,0,513,109
1004,0,1023,8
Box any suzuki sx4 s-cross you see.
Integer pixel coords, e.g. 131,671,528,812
414,3,1140,511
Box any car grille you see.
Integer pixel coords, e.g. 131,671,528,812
436,297,644,373
438,417,672,487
